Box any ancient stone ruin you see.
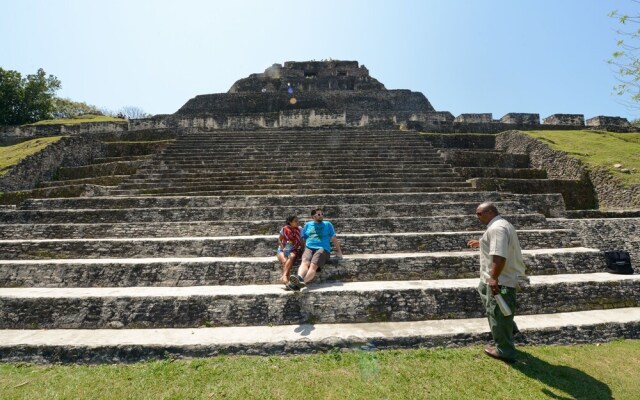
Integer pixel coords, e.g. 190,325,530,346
0,60,638,363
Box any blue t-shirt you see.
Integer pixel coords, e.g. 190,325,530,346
302,220,336,252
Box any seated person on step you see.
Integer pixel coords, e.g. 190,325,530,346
277,215,304,284
287,208,343,290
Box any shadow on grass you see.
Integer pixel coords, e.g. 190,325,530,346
513,350,612,400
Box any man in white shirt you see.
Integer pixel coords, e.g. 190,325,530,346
467,202,526,363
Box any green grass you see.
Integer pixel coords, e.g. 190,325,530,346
525,130,640,185
0,136,63,176
28,114,127,126
0,341,638,399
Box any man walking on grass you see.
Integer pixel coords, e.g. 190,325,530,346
467,202,526,363
288,207,343,290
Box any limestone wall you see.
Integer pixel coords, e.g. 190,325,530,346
495,130,640,209
0,135,106,192
0,122,128,145
454,113,493,123
543,114,585,126
558,218,640,263
177,90,435,115
500,113,540,125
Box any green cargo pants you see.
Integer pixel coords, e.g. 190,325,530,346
478,281,518,359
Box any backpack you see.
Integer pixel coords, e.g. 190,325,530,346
603,251,634,275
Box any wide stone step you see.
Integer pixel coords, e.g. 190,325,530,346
162,143,438,151
0,201,529,225
128,167,459,179
0,214,551,238
0,229,582,259
116,177,469,190
137,163,455,174
153,160,449,169
173,133,427,139
0,273,638,328
90,155,152,164
0,248,604,288
440,150,531,168
115,180,472,192
173,133,427,142
37,175,129,188
1,307,637,362
108,186,477,196
126,172,461,183
166,135,432,142
18,192,505,210
56,161,146,180
163,147,437,155
127,170,461,180
159,150,441,158
453,167,548,179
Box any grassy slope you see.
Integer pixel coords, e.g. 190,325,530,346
28,114,127,126
0,136,63,176
0,341,638,399
525,130,640,185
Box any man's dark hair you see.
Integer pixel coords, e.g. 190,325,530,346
311,207,323,216
286,215,298,225
478,202,499,215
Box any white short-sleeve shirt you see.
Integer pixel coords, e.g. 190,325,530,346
479,215,526,287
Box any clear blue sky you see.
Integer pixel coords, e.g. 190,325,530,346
1,0,637,120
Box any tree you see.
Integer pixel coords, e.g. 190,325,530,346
0,67,61,125
609,5,640,108
117,105,151,119
51,97,101,119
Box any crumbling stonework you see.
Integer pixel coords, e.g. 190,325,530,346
454,113,493,123
495,130,640,208
543,114,585,126
0,122,128,146
559,218,640,263
500,113,540,125
229,61,386,93
0,135,106,192
587,116,630,128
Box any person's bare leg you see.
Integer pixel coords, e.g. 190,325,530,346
303,263,319,283
282,254,296,283
277,253,288,283
297,259,310,280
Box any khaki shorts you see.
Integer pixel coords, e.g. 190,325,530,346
302,247,329,268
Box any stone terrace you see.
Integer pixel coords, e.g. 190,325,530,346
0,128,639,363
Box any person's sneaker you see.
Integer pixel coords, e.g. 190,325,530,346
285,282,300,291
289,274,306,288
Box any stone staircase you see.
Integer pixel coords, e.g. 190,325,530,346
0,129,638,363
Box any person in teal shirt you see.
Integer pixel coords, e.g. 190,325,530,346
288,207,343,290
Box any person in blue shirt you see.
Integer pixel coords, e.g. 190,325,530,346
288,207,343,290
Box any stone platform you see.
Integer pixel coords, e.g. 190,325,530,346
0,128,638,363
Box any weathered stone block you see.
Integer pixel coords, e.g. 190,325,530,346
454,113,493,123
500,113,540,125
543,114,585,126
586,116,630,128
